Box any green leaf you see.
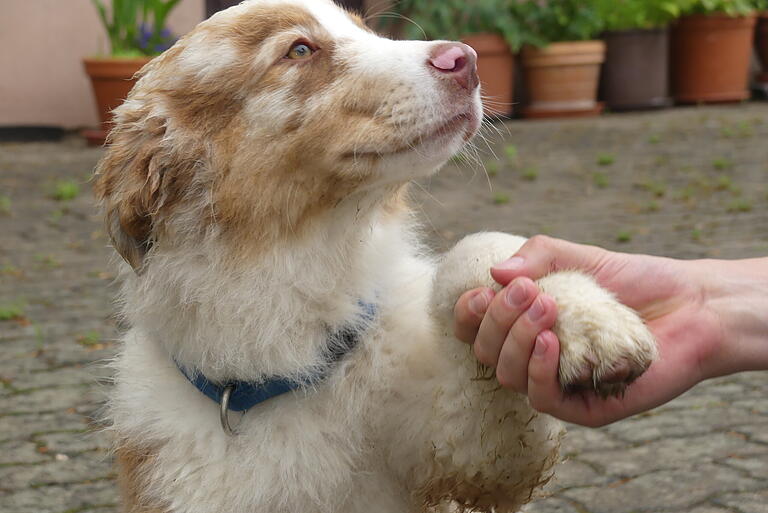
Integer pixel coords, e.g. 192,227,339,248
91,0,109,29
89,0,181,56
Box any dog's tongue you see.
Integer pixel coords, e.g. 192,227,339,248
430,46,465,71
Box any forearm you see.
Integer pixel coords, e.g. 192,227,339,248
696,257,768,377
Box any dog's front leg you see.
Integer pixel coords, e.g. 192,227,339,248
371,321,563,513
374,232,656,511
368,239,563,512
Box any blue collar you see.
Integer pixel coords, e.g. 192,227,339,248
176,301,377,413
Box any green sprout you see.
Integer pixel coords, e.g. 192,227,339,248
712,158,733,171
0,195,10,215
592,172,608,188
0,264,22,278
597,153,615,166
644,200,660,212
51,180,80,202
521,167,538,181
504,144,518,161
493,192,510,205
639,180,666,198
727,199,752,213
715,175,733,191
0,301,25,321
77,331,102,347
35,254,61,269
691,228,702,241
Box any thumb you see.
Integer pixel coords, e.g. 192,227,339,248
490,235,607,286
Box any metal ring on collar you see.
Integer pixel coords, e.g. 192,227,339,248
220,384,237,436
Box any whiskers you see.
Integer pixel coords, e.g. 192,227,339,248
479,93,517,129
454,105,516,191
362,3,427,40
457,137,494,193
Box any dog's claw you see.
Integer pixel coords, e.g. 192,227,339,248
561,358,643,399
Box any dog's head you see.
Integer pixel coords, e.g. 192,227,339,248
94,0,481,270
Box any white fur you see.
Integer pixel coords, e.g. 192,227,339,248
103,1,657,512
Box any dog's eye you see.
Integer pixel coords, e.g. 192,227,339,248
286,42,314,60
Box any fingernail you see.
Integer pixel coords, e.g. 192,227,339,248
505,280,528,307
533,334,548,356
468,291,489,316
527,297,545,322
493,256,524,271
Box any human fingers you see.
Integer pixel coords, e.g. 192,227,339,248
526,333,666,427
490,235,609,286
453,288,495,344
495,293,557,392
472,278,540,368
523,332,615,426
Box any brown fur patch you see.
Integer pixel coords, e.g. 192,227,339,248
211,136,372,257
199,13,397,257
383,184,410,217
115,445,168,513
347,11,375,33
223,7,320,51
94,104,202,269
94,0,407,265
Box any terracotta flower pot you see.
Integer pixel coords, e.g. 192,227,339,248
671,13,757,103
521,40,606,119
462,33,515,117
601,28,670,111
83,57,152,145
756,12,768,83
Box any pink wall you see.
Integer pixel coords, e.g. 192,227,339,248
0,0,204,129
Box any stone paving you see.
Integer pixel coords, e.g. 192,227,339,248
1,104,767,513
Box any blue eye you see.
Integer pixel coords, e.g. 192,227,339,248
287,43,314,60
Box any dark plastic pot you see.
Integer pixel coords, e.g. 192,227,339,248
757,13,768,82
671,13,757,103
601,28,670,110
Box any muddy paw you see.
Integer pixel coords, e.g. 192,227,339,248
538,271,658,398
561,353,650,398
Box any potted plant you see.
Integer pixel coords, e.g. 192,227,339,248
513,0,606,118
755,0,768,84
382,1,533,117
84,0,180,144
671,0,757,103
595,0,681,110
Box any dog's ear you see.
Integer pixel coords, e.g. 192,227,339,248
94,113,165,271
94,106,196,272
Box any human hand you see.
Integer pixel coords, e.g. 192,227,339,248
453,235,742,427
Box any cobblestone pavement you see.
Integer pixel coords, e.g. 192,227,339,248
1,104,767,513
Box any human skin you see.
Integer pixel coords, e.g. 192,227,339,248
453,235,768,427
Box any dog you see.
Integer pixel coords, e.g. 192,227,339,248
94,1,658,511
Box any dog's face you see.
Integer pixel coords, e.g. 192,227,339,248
95,0,481,269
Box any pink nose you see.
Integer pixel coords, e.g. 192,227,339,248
428,43,478,91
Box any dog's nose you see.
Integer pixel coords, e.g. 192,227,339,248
428,43,478,91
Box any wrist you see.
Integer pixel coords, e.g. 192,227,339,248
696,257,768,377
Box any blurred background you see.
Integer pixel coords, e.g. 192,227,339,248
1,1,767,512
2,0,768,135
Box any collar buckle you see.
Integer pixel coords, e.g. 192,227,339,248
219,384,238,436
